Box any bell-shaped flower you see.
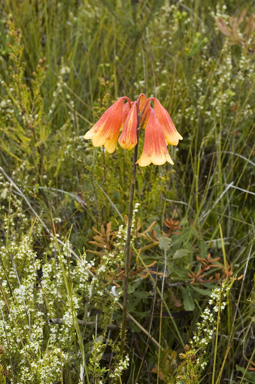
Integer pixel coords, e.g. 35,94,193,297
84,93,182,164
84,97,129,153
137,109,174,166
153,98,183,146
118,102,138,150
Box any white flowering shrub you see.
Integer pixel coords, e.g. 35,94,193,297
176,280,232,383
0,180,130,383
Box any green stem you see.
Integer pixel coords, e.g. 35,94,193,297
120,120,140,355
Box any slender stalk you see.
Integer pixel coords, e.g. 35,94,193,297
157,243,167,384
120,118,140,355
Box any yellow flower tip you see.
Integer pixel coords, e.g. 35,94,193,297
104,139,118,153
84,125,97,140
136,156,150,167
137,109,174,167
165,132,182,146
137,153,174,167
118,102,138,150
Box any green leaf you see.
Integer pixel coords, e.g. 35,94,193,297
199,240,207,258
191,285,213,297
173,249,189,259
180,287,195,311
128,278,143,294
236,365,255,383
133,291,149,299
159,236,172,251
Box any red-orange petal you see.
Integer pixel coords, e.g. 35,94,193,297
138,93,148,114
138,93,151,129
120,101,132,131
84,97,128,153
137,109,174,167
118,102,138,150
153,99,183,146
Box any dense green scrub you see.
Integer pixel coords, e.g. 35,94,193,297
0,0,254,383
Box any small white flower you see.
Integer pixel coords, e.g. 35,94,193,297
111,286,118,297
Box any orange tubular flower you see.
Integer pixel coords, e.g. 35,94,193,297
84,93,182,166
137,109,174,167
118,102,138,150
84,97,130,153
153,98,183,146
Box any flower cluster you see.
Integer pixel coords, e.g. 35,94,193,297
191,282,230,351
84,93,182,166
109,355,130,379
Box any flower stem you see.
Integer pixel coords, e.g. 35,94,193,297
120,120,140,355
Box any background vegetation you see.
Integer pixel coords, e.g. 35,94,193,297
0,0,254,383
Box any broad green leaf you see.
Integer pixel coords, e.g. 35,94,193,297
180,287,195,311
